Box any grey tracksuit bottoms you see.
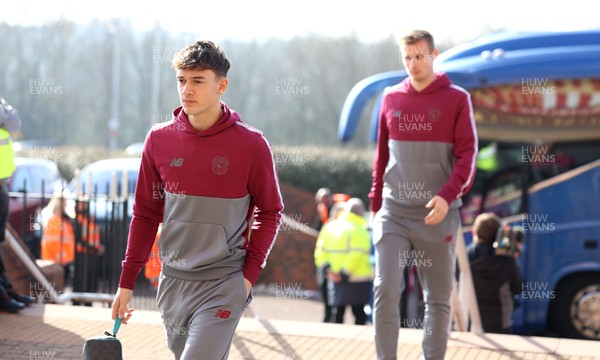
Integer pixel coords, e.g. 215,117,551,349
372,209,459,360
157,271,250,360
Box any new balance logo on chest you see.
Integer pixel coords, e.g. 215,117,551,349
170,158,184,167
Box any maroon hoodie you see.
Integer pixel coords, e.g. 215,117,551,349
369,73,478,219
119,102,283,290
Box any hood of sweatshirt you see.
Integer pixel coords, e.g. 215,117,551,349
172,102,240,137
397,72,452,95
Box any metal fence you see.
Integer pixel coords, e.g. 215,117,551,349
9,182,159,310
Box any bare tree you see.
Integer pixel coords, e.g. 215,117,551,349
0,20,452,149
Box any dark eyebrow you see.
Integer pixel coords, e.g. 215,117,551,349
176,76,207,80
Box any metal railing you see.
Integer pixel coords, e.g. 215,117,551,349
8,176,158,309
8,180,484,332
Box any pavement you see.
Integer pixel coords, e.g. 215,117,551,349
1,295,600,360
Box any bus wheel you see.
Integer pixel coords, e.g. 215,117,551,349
554,275,600,340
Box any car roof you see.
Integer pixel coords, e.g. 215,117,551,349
14,157,60,169
125,142,144,156
70,158,141,195
80,158,141,172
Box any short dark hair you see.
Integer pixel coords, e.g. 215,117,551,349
402,30,435,52
473,212,501,243
171,40,230,78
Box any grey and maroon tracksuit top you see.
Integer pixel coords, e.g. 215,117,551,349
119,103,283,290
369,73,478,219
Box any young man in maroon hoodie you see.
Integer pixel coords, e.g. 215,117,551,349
112,41,283,359
370,30,478,360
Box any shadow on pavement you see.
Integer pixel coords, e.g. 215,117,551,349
0,308,87,359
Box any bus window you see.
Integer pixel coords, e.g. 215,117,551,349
481,167,524,218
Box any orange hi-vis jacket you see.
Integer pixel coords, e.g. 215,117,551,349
144,225,162,288
41,215,75,266
75,215,101,255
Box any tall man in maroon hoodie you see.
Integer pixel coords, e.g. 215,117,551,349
112,41,283,359
370,30,477,360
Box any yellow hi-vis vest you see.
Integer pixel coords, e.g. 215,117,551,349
0,128,15,180
314,211,373,281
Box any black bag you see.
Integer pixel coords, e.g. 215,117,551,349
82,317,123,360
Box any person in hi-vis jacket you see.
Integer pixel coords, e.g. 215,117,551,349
315,198,373,325
111,41,283,360
0,97,35,312
370,30,478,360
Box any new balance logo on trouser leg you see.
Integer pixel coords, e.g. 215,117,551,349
157,272,250,360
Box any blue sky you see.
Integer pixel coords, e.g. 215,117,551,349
3,0,600,45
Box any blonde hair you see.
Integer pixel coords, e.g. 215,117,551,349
402,30,435,52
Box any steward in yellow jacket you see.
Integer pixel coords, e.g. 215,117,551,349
314,198,373,324
315,211,373,281
0,128,15,181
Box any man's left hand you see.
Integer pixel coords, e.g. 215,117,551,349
424,195,449,225
244,277,252,299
